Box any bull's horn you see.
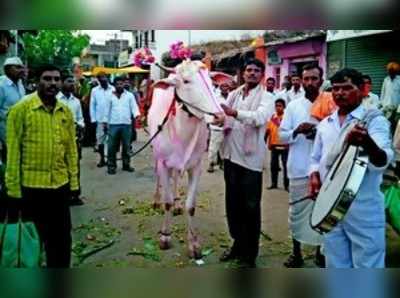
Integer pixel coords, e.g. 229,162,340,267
155,63,175,73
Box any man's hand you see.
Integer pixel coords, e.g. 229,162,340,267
308,172,322,198
346,124,369,148
346,124,388,167
212,112,225,126
294,122,316,135
221,104,238,118
294,122,317,139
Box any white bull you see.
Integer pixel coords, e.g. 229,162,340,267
147,60,223,259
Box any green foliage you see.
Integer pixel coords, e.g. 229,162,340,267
22,30,90,70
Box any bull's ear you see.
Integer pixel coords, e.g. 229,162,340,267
152,77,177,90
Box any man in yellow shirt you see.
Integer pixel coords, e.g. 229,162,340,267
5,64,79,268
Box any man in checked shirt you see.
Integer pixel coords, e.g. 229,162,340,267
5,64,79,268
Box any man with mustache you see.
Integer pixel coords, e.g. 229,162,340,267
309,68,392,268
5,64,79,267
217,59,269,268
361,75,379,110
214,58,271,268
286,73,305,104
280,63,334,268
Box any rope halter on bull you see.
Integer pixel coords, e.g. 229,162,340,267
155,62,218,118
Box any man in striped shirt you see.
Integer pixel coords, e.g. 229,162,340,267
5,64,79,268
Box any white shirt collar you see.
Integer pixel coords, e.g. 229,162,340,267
57,91,75,101
327,104,365,123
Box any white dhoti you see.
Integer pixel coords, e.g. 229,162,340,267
208,129,224,164
289,177,323,246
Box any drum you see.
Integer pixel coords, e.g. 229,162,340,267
310,145,369,234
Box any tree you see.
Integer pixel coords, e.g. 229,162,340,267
22,30,90,70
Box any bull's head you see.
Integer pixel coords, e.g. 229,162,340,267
154,60,223,119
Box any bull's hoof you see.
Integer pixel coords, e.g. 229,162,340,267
173,198,183,216
173,207,183,216
159,233,172,250
152,202,162,210
188,246,203,260
188,236,202,260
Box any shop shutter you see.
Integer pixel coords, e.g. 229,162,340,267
345,32,400,95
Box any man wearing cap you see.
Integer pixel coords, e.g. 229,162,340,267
381,62,400,109
0,57,26,162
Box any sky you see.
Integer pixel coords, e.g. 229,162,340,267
82,30,265,45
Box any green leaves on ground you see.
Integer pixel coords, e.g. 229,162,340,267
127,237,161,262
72,218,120,266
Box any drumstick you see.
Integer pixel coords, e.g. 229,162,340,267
289,195,316,206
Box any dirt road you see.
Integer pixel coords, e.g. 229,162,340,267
71,131,400,268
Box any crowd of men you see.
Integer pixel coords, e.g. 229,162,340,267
0,54,399,268
210,60,400,268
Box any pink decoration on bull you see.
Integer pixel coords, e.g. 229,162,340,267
169,41,193,60
133,48,155,67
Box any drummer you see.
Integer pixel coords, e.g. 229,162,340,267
309,68,393,268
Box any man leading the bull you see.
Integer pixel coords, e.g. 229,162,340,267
213,58,271,268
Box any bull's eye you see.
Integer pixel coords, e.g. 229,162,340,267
183,79,190,84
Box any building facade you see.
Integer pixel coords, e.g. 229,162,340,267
81,39,129,70
264,33,327,89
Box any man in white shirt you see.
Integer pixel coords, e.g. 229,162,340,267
309,68,393,268
106,77,140,175
57,76,84,127
276,75,292,104
279,63,325,268
380,62,400,108
90,72,114,168
0,57,26,162
361,75,380,109
214,59,271,268
265,77,277,120
207,81,233,173
57,74,85,206
286,74,305,104
124,77,139,145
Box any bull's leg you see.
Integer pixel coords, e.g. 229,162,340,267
172,170,184,216
152,174,162,210
158,162,174,250
186,163,202,259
